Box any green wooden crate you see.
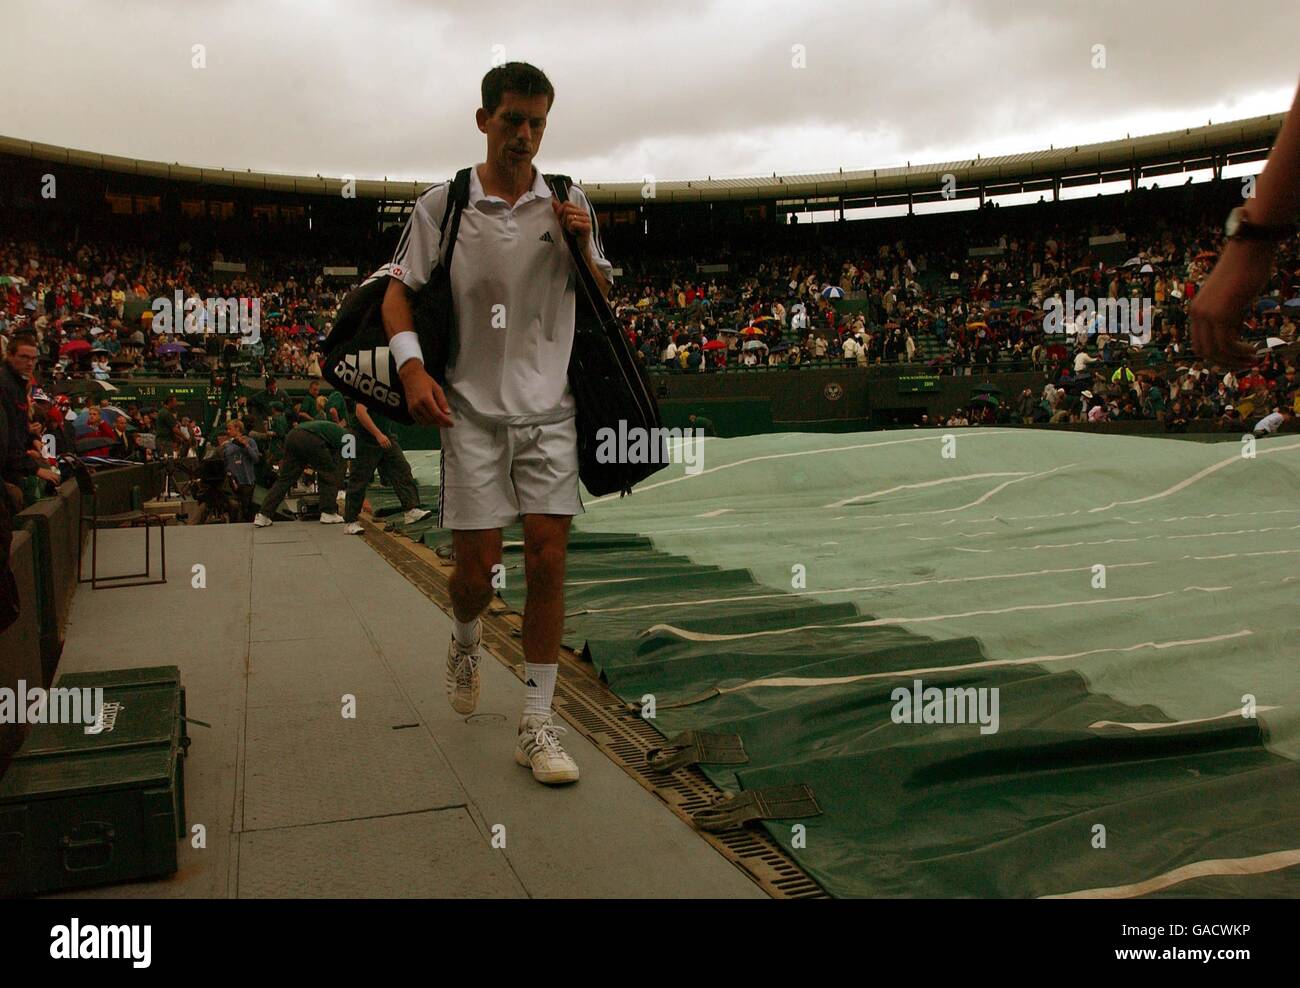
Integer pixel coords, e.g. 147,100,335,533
0,666,189,897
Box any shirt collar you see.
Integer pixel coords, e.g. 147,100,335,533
469,164,552,208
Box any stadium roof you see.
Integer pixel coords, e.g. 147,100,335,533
0,114,1284,206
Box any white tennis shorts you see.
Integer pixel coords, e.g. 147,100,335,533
437,409,584,530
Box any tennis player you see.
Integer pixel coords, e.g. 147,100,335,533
382,62,612,785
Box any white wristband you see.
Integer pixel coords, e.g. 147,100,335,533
389,331,423,371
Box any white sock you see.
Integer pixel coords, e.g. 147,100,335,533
522,662,557,719
452,616,481,647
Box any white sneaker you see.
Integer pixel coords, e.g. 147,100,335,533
403,507,432,525
515,713,579,785
445,631,482,714
253,513,273,528
319,512,344,524
344,522,364,535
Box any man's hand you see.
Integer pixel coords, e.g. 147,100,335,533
552,198,592,252
398,361,454,428
1190,239,1275,368
378,435,392,449
36,467,60,484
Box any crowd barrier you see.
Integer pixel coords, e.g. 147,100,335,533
0,464,159,770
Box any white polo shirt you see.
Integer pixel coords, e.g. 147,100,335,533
389,164,613,426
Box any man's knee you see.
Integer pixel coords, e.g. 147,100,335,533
522,519,570,590
453,531,502,593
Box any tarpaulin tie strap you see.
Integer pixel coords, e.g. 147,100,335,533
692,783,822,833
626,688,721,714
645,730,749,772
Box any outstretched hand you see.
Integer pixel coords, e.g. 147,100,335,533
1189,239,1275,368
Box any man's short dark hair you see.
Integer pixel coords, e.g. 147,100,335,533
8,331,37,351
481,62,554,116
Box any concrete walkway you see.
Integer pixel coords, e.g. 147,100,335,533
53,523,764,898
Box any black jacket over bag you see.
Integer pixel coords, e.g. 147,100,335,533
323,167,666,498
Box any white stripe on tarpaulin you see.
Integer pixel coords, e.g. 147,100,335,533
1090,440,1300,513
376,346,391,386
826,471,1029,509
639,587,1233,641
706,630,1252,691
1040,848,1300,899
1089,705,1279,731
584,429,1024,505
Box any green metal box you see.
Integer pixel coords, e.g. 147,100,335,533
0,666,189,897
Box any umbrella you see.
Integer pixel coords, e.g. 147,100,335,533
739,326,766,336
1195,250,1217,261
1265,337,1287,349
750,315,779,324
1123,257,1143,267
59,340,92,356
0,275,25,286
74,405,128,428
1139,263,1155,273
969,394,1001,408
1256,298,1279,312
157,342,189,354
1283,298,1300,308
743,339,768,351
821,286,845,300
702,339,728,350
57,379,119,397
770,342,791,353
966,321,988,330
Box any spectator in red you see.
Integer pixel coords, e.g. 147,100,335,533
79,405,117,457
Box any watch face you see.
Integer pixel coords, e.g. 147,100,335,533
1225,208,1242,238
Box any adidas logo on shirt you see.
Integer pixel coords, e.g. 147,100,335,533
538,231,555,244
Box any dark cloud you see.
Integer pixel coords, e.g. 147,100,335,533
0,0,1295,182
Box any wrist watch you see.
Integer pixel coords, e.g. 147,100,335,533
1224,207,1295,243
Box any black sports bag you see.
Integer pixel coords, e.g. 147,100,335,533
323,167,666,496
322,167,473,423
546,174,666,497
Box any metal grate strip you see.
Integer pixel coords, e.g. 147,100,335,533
362,521,828,899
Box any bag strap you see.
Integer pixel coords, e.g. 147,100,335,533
437,167,473,276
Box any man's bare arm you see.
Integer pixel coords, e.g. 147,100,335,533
381,278,453,428
354,402,389,445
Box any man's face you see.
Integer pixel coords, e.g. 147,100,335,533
8,344,37,377
478,91,549,175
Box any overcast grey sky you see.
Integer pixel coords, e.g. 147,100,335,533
1,0,1297,184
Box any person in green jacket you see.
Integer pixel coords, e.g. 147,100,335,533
253,418,348,526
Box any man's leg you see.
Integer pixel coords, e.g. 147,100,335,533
443,527,501,714
450,528,502,628
519,512,571,709
380,437,423,511
343,440,382,522
257,436,308,519
307,442,345,519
